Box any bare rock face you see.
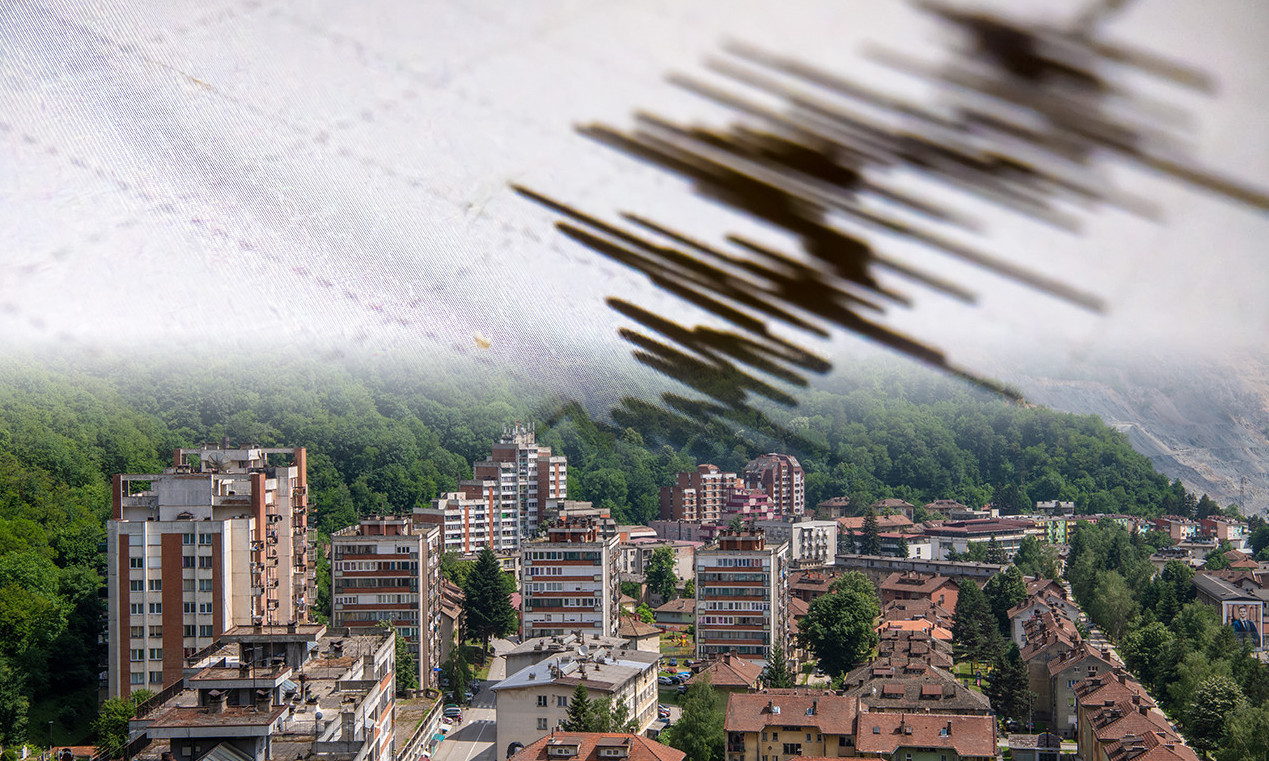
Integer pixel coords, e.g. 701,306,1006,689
1011,354,1269,516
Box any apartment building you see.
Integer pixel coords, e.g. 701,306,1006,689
743,454,805,517
694,529,789,662
474,422,567,537
132,623,395,761
492,642,660,755
752,518,838,566
723,691,858,761
923,518,1042,561
416,479,519,553
520,518,621,639
659,464,742,522
106,445,311,698
330,516,442,689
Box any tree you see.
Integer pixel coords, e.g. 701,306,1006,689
684,578,695,598
1087,571,1138,641
666,674,724,761
441,552,475,587
1120,622,1174,693
0,656,29,746
798,572,879,676
952,579,997,667
635,604,656,624
589,697,638,733
859,509,882,556
985,643,1034,725
1187,675,1244,754
441,646,472,702
984,536,1007,565
646,546,679,602
1205,548,1232,571
562,684,593,731
93,689,154,757
763,643,795,688
461,547,518,658
983,566,1027,636
892,535,909,559
1215,700,1269,761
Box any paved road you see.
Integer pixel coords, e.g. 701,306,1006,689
433,640,512,761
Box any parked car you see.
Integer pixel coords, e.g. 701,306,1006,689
677,684,688,694
665,675,682,685
464,690,474,703
658,676,674,686
669,658,677,666
443,705,462,720
658,705,671,719
470,682,482,694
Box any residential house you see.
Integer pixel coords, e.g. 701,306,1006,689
841,661,993,716
618,615,662,653
686,653,764,694
854,713,998,761
1192,573,1264,649
1049,644,1117,737
508,733,685,761
653,598,695,629
1010,733,1063,761
878,573,961,612
723,690,858,761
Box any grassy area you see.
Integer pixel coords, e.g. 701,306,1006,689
660,632,693,657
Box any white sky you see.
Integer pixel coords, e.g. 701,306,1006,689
1,0,1266,383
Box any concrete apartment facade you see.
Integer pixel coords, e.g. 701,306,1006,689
330,515,442,689
694,529,790,662
753,518,838,566
520,519,621,639
416,479,519,553
659,464,742,522
743,454,805,516
106,445,311,698
475,422,567,538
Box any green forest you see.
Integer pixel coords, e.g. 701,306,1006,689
0,355,1214,747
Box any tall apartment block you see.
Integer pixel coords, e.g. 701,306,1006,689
743,453,805,516
106,445,310,698
415,479,519,554
331,516,442,689
473,422,567,539
694,529,789,663
658,464,742,522
520,518,620,639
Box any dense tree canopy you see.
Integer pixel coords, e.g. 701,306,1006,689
798,572,880,675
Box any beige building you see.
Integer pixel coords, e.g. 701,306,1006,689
491,643,660,756
106,445,310,698
694,529,790,662
330,516,442,689
521,518,621,638
753,519,838,567
474,422,567,538
416,481,519,553
723,690,857,761
659,464,742,522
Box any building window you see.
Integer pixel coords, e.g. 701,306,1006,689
129,580,143,592
150,671,163,684
148,602,162,614
198,579,213,592
130,557,144,568
149,579,162,591
762,733,767,742
198,556,213,569
782,744,801,756
199,625,213,637
130,649,144,662
557,695,568,707
1068,698,1076,707
537,695,548,707
537,718,548,731
130,603,143,615
182,533,194,545
184,602,195,614
199,602,214,615
182,556,195,568
184,625,196,638
130,672,145,685
199,533,213,545
149,626,162,638
183,579,195,592
130,626,144,639
149,648,163,660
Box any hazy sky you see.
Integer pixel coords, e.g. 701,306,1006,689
2,0,1266,387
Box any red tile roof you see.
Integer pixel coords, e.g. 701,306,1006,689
724,692,857,734
855,714,996,758
509,733,685,761
687,654,764,689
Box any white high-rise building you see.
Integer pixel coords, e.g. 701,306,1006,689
520,518,620,639
474,422,567,538
106,445,310,698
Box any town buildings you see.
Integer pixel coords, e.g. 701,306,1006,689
106,445,311,698
475,422,568,539
752,518,838,567
520,518,621,639
694,529,790,662
416,482,518,554
508,733,684,761
330,515,441,689
492,642,660,756
743,454,805,517
723,691,858,761
1192,573,1265,649
130,623,395,761
659,465,741,522
923,518,1042,561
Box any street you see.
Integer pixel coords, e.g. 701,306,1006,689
433,640,511,761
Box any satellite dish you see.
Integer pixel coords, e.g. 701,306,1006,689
579,645,590,657
315,710,323,721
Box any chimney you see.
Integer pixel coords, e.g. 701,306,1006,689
811,700,818,716
208,690,227,714
945,720,952,736
341,711,356,740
